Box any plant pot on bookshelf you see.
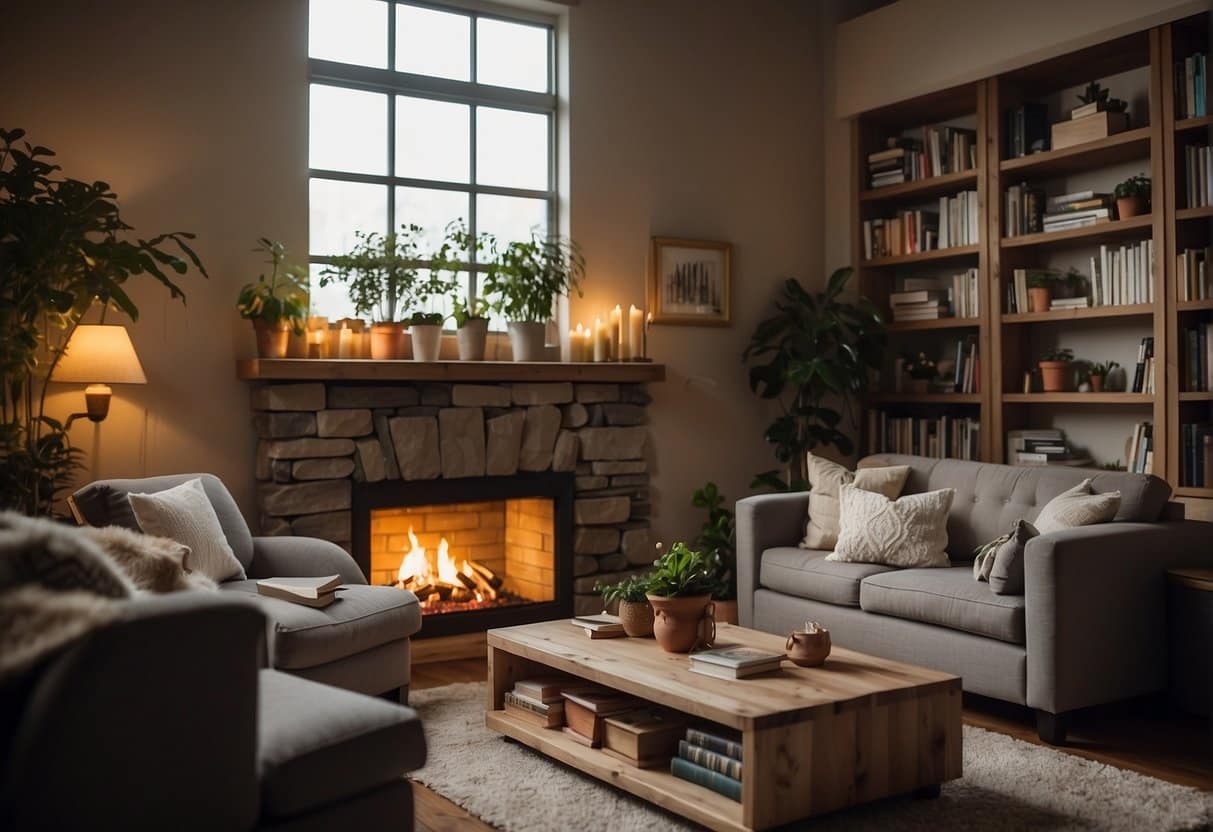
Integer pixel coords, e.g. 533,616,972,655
1025,271,1054,313
1087,360,1118,393
902,352,937,395
237,239,308,359
645,543,719,653
484,232,585,363
1039,348,1075,393
1113,174,1150,219
596,574,653,638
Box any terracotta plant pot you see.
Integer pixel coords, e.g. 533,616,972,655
712,599,739,626
646,594,715,653
786,627,832,667
507,321,546,362
1089,375,1104,392
1116,195,1147,219
253,319,290,359
617,599,654,638
1039,360,1072,392
409,323,442,361
1028,286,1052,314
908,378,930,394
457,319,488,361
369,322,407,360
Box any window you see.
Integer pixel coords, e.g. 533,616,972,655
308,0,557,325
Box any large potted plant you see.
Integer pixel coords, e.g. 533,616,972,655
485,232,585,362
743,267,885,490
236,238,308,358
692,482,738,625
645,543,721,653
1039,347,1075,392
594,573,653,637
0,127,206,516
1113,174,1150,219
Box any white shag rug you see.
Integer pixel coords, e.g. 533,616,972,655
410,682,1212,831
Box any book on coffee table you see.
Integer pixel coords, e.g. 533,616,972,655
570,614,625,639
688,646,784,679
256,575,342,608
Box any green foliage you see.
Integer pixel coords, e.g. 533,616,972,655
432,220,494,328
1077,81,1127,113
236,238,308,334
0,127,205,515
318,225,443,324
692,482,736,601
482,232,585,323
595,572,651,604
743,268,885,491
1087,360,1119,378
1026,268,1085,291
1040,347,1074,363
1113,174,1150,200
645,542,721,598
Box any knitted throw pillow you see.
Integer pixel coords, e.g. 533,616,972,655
828,485,955,568
128,478,245,583
801,454,910,550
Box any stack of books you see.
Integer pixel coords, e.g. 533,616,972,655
561,688,642,748
866,127,977,189
256,575,342,608
889,289,949,322
1177,247,1211,301
1182,321,1213,392
1127,422,1155,475
1184,144,1212,208
503,676,578,730
670,727,744,802
1180,422,1213,487
1004,182,1046,236
1090,241,1155,306
1050,296,1090,312
1131,336,1156,394
1005,102,1048,158
937,190,979,248
570,614,625,639
601,708,686,768
868,411,980,460
867,140,920,188
688,646,784,680
1006,429,1082,466
862,210,939,259
1175,51,1207,119
1043,190,1111,233
1014,435,1091,467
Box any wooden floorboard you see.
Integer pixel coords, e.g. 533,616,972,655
409,658,1211,831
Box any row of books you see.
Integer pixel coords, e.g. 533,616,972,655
1179,423,1213,488
889,269,979,321
866,127,977,188
1092,240,1155,307
1183,144,1213,208
1041,191,1112,233
861,190,978,259
1127,422,1155,475
938,190,980,249
867,411,980,460
1175,51,1207,120
1004,182,1045,236
1005,102,1048,159
671,727,746,802
1009,430,1091,467
1182,322,1213,392
1131,336,1157,394
1178,247,1212,301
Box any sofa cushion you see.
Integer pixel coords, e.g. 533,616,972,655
127,478,246,582
257,669,426,818
760,547,897,607
220,582,421,669
830,485,954,568
802,453,910,550
859,567,1026,644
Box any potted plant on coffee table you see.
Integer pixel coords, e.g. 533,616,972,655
1086,360,1118,393
1113,174,1150,219
1039,347,1075,393
595,573,653,637
485,231,585,362
237,238,308,359
645,542,722,653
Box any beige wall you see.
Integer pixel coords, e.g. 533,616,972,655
1,0,824,548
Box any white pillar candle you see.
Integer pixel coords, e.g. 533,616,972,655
628,305,643,362
608,305,622,361
337,324,352,359
618,305,631,359
593,317,609,362
583,329,594,362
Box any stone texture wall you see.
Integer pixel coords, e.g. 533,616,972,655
250,380,656,616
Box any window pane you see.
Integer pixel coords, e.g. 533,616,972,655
476,193,547,248
309,264,358,321
476,107,548,190
310,179,388,256
310,84,387,175
396,96,470,183
309,0,387,69
395,187,469,258
396,4,470,81
476,18,549,92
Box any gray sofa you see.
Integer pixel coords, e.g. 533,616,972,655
71,474,422,702
0,591,426,830
737,454,1213,743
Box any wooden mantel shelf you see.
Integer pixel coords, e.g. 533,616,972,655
236,359,666,384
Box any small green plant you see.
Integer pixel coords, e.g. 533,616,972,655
1077,81,1128,113
595,573,651,604
432,220,495,328
1026,268,1085,291
236,238,308,335
645,542,721,598
692,482,736,601
902,351,938,380
483,232,585,323
1113,174,1151,200
1087,360,1119,379
1040,347,1074,363
319,224,435,323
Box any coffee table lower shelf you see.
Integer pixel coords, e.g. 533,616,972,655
486,709,746,831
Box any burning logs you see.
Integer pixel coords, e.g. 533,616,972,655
393,525,511,612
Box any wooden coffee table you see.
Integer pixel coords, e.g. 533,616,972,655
486,621,961,831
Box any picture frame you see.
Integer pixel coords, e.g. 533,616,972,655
648,237,732,326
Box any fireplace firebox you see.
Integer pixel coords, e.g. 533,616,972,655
352,473,573,638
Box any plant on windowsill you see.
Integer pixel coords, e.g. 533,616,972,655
1113,174,1150,220
595,573,654,637
645,542,723,653
1039,347,1075,393
237,238,308,359
483,231,585,361
435,220,496,361
692,481,738,623
1085,360,1119,393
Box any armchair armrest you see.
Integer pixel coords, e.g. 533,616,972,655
735,492,810,627
249,535,367,586
1,593,264,830
1024,521,1213,714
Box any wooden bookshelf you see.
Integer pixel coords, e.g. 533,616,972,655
1001,304,1153,324
869,393,981,405
999,214,1153,249
886,316,980,332
1179,392,1213,402
1174,114,1213,133
1176,205,1213,222
1001,393,1155,405
861,244,980,268
859,170,979,204
998,127,1151,177
1178,299,1213,312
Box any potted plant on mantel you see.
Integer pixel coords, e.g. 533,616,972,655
594,573,653,637
237,238,308,359
437,220,494,361
1039,347,1075,393
645,542,722,653
485,231,586,362
1113,174,1150,219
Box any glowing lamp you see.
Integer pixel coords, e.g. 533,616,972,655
53,325,147,427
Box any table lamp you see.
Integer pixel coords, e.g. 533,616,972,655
53,324,147,428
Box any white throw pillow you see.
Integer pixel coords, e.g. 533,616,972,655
1033,478,1121,535
127,478,245,583
828,485,955,568
801,454,910,550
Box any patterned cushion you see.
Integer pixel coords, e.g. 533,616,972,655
828,485,955,568
801,454,910,550
1032,478,1121,535
128,478,246,583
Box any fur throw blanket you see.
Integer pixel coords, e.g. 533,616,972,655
0,511,216,681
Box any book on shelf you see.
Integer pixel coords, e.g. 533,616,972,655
1016,452,1093,467
954,334,979,393
1015,434,1091,467
685,727,743,761
677,739,743,781
1006,429,1064,465
1127,422,1154,475
1050,297,1090,310
1089,240,1155,308
1180,422,1213,488
687,646,785,680
866,127,976,188
1175,51,1207,119
1004,182,1046,236
1184,144,1212,208
570,614,626,639
601,708,686,769
937,190,979,248
868,410,980,460
1182,322,1213,392
1177,247,1211,301
1130,336,1156,394
561,688,643,747
503,690,565,730
256,575,342,608
513,675,579,704
1006,102,1049,158
670,756,742,802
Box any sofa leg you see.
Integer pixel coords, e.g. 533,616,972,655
381,685,409,706
1035,710,1069,745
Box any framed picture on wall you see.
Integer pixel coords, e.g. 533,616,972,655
648,237,732,326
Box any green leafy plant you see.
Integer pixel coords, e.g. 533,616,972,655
0,127,206,515
692,482,736,601
483,232,585,323
1087,360,1119,379
236,238,308,334
1040,347,1074,363
319,225,442,324
433,220,494,328
901,351,938,380
743,268,885,491
595,573,651,604
645,542,721,598
1113,174,1151,200
1077,81,1128,113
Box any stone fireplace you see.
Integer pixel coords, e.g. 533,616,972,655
239,360,665,638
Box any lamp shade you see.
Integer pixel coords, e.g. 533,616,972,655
54,325,148,385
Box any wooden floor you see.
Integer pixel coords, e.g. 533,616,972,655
410,658,1211,831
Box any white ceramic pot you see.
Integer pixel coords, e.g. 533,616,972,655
457,319,488,361
507,321,546,362
410,324,443,362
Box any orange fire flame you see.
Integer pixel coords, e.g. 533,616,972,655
395,526,495,603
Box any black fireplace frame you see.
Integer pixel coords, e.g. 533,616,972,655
351,472,575,639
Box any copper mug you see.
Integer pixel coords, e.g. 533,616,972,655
786,622,831,667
